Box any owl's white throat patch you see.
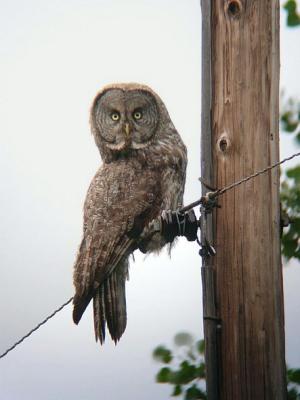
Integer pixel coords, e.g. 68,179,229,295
106,141,127,151
130,141,151,150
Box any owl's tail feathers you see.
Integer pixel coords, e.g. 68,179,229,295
73,260,128,344
72,291,94,325
93,285,106,344
93,261,128,344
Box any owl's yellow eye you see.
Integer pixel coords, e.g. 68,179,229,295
133,110,142,120
111,112,120,121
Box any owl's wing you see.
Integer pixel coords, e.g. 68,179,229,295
72,162,160,326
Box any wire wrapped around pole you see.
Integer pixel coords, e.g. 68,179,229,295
160,209,199,243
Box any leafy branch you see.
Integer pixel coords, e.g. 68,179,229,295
153,333,206,399
153,333,300,399
280,96,300,261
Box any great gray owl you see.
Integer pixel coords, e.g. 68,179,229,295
73,83,187,344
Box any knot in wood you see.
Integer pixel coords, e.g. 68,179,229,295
226,0,242,19
217,133,231,155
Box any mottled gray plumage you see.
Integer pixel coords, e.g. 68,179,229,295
73,83,187,344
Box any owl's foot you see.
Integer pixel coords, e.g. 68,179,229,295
137,209,199,254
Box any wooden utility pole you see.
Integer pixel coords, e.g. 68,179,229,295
201,1,287,399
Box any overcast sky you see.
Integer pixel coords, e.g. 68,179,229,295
0,1,299,399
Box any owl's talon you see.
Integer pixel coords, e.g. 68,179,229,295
160,209,198,243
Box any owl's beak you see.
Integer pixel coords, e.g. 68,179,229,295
124,123,131,139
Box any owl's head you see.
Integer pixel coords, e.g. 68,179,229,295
90,83,171,162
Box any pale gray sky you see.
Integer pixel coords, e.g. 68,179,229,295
0,1,299,399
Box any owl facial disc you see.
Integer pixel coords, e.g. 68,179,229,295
92,87,159,154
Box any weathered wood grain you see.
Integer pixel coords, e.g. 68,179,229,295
201,1,286,399
201,1,220,399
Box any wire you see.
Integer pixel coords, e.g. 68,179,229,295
1,150,300,360
180,150,300,212
0,297,73,359
215,151,300,198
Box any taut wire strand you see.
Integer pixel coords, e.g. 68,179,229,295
1,150,300,360
180,150,300,212
0,297,73,359
215,150,300,198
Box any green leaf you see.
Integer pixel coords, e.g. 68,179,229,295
174,332,194,346
196,340,205,355
196,363,206,379
293,218,300,232
169,361,198,385
280,163,300,263
284,0,297,12
284,0,300,26
287,386,300,400
156,367,171,383
153,346,173,363
288,368,300,384
184,384,207,400
172,384,182,397
286,166,300,180
280,112,299,132
281,233,298,259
